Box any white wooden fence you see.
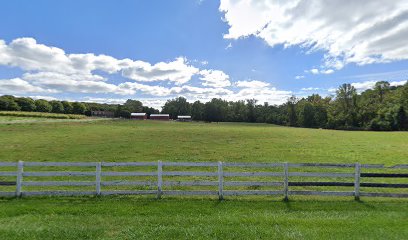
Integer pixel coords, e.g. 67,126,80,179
0,161,407,199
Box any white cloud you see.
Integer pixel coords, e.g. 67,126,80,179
310,69,319,75
231,80,291,105
0,78,55,95
295,75,305,79
0,37,295,107
199,69,231,87
121,57,199,85
308,68,334,75
351,79,407,92
29,95,58,101
22,72,134,95
351,81,377,92
82,97,127,105
328,88,337,93
235,80,270,88
390,80,407,87
220,0,408,70
321,69,334,75
230,86,291,105
301,87,320,91
0,38,199,85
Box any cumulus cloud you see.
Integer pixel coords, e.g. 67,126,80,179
199,69,231,87
0,38,199,85
352,79,407,92
301,87,320,91
220,0,408,71
22,72,134,95
0,78,55,95
235,80,270,88
0,37,295,106
230,86,291,105
295,75,305,79
231,80,291,104
121,57,199,85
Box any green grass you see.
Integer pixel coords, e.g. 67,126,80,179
0,120,407,239
0,111,87,119
0,197,406,240
0,120,407,164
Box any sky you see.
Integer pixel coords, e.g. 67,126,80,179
1,0,408,109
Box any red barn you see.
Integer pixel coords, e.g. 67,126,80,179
150,114,170,121
131,113,147,120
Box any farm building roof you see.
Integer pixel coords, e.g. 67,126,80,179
131,113,147,116
150,114,170,117
178,116,191,119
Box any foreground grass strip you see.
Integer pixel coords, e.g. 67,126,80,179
0,197,406,240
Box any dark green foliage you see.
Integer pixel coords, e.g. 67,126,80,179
123,99,143,113
142,106,159,115
16,97,36,111
0,95,20,111
34,99,52,112
72,102,87,114
162,97,191,119
50,100,65,113
287,96,298,126
118,110,131,118
61,101,73,114
191,100,204,120
397,106,408,130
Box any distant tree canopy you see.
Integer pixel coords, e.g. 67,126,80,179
1,80,408,131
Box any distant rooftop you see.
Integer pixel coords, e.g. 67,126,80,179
150,114,169,117
131,113,147,116
178,116,191,119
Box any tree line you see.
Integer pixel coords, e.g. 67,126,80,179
1,80,407,130
0,96,159,118
162,81,408,131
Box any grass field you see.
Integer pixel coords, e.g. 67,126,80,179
0,120,407,239
0,111,87,119
1,120,407,164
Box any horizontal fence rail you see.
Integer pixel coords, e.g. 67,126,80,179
0,161,407,199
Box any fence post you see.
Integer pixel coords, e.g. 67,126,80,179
283,162,289,201
354,162,361,201
218,161,224,200
96,162,101,196
157,160,163,199
16,160,24,198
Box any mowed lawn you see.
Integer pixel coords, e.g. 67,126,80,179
0,120,407,239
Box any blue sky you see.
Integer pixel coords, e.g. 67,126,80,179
1,0,408,108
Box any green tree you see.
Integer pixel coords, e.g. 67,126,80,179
35,100,52,112
287,96,297,126
396,106,407,130
0,95,21,111
72,102,87,114
123,99,143,113
333,84,359,128
374,81,390,103
61,101,73,114
203,98,227,122
191,100,204,121
162,97,191,119
16,97,36,111
50,101,65,113
246,99,257,123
